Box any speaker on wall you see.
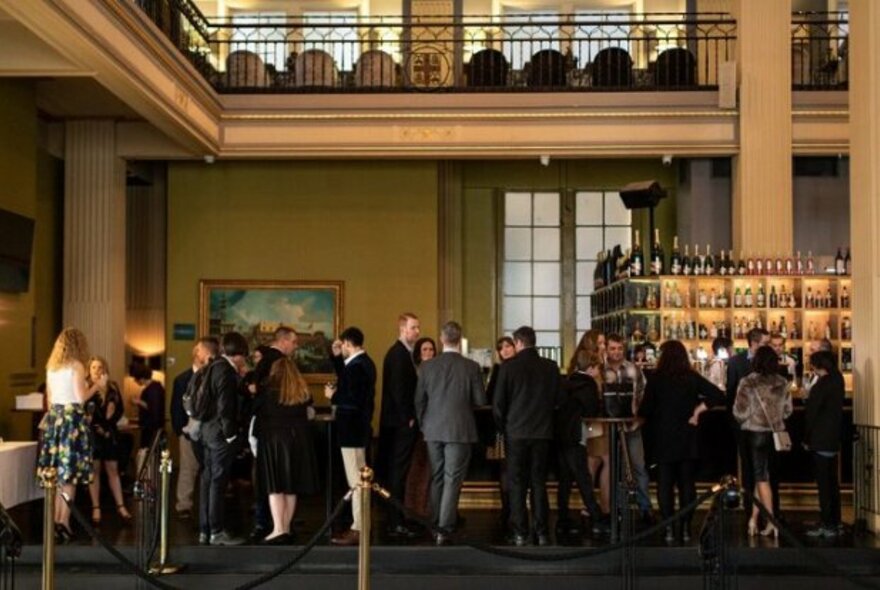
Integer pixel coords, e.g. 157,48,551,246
619,180,667,210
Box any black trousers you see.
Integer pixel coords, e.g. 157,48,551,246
507,438,550,537
199,439,237,535
656,460,697,526
377,425,418,528
812,452,841,527
557,444,601,521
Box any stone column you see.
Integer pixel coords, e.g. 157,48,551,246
849,0,880,531
63,121,126,380
731,0,793,254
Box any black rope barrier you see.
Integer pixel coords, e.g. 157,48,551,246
378,485,723,561
61,490,353,590
748,491,880,590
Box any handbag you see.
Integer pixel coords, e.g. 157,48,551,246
755,390,792,452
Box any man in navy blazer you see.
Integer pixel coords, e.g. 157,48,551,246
415,321,486,544
326,326,377,546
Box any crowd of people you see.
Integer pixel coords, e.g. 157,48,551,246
34,317,846,547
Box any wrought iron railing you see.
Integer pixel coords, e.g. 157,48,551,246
854,424,880,530
133,0,736,93
0,502,21,590
791,11,848,90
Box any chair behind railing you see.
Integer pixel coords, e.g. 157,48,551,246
0,502,22,590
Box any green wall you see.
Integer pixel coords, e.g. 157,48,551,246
166,160,440,412
460,159,677,351
0,80,63,439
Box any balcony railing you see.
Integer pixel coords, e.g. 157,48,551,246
792,11,848,90
134,0,736,94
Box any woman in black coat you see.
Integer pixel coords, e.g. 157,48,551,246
803,350,845,537
639,340,725,543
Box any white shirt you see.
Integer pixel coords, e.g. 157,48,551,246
344,350,365,366
400,338,414,353
46,366,82,406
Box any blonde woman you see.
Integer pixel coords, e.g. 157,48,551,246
256,357,319,544
84,356,131,525
37,327,95,543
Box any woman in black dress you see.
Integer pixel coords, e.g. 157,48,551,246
639,340,725,543
258,357,319,544
85,356,130,524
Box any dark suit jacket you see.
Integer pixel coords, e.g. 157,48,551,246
200,357,242,448
492,347,563,440
639,371,725,462
726,351,752,409
170,367,194,437
332,352,377,448
804,372,845,452
555,372,600,446
415,351,487,443
380,340,418,429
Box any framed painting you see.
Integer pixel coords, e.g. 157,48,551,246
198,280,344,383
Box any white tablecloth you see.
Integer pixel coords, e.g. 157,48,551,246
0,442,41,507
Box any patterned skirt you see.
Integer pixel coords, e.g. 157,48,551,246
37,404,93,486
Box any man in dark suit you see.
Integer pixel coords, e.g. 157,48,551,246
244,326,299,541
493,326,563,546
199,332,249,546
726,327,769,515
326,326,377,546
415,321,486,545
171,336,217,518
377,312,421,536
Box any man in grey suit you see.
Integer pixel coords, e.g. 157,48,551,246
415,321,487,545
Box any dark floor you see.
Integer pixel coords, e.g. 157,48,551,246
7,476,876,552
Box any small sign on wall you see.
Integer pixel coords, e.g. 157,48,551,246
173,323,196,341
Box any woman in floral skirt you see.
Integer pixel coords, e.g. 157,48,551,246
37,327,95,543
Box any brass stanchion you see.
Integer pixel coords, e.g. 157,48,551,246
357,466,374,590
40,468,56,590
149,450,181,575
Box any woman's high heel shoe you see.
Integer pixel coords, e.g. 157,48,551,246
91,506,102,525
747,519,759,537
117,504,132,522
760,524,779,539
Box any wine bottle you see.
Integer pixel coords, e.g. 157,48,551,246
756,283,766,307
769,285,778,308
779,316,788,339
705,244,715,275
845,247,851,275
630,230,644,277
594,251,605,289
693,244,703,276
806,250,815,275
670,236,682,275
718,250,727,276
728,250,736,276
682,244,692,276
744,284,754,307
738,250,747,276
841,285,850,308
650,229,664,276
734,286,743,308
835,247,845,275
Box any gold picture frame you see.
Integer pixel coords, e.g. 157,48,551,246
198,279,344,383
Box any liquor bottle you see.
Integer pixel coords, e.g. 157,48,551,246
699,324,709,340
825,288,834,308
630,230,644,277
670,236,682,275
733,286,742,308
779,285,788,307
733,317,742,339
693,244,703,276
718,288,729,308
835,247,846,276
705,245,716,275
646,287,657,309
785,254,794,276
756,255,764,276
595,251,606,289
780,316,788,339
789,290,797,308
764,255,773,276
824,321,832,339
770,320,778,334
796,251,805,275
756,283,766,307
709,288,718,308
744,284,754,307
663,282,672,308
698,289,708,307
775,255,784,275
805,286,814,308
769,285,778,308
806,251,816,275
650,229,664,275
842,348,853,372
604,249,614,286
841,286,850,308
808,321,817,340
842,316,852,340
791,321,799,340
845,247,852,275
